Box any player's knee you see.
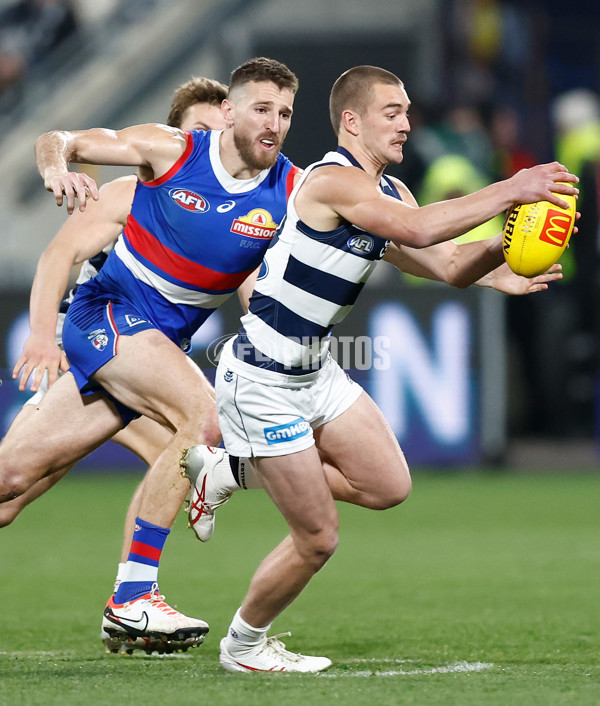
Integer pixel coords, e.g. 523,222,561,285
199,415,222,447
299,527,339,571
0,469,29,504
175,404,221,447
370,474,412,510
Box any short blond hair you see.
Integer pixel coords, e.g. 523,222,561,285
329,65,403,134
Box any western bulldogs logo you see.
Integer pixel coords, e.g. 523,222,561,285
169,188,209,213
348,234,374,255
88,328,109,352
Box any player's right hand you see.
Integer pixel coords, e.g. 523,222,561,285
508,162,578,210
12,334,69,392
44,170,100,214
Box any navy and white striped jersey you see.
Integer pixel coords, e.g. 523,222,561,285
236,147,400,374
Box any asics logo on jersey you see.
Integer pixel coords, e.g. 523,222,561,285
264,418,311,445
231,208,278,240
169,188,209,213
217,200,236,213
348,234,374,255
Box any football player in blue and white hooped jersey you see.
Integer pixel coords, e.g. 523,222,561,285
1,58,300,649
210,66,579,673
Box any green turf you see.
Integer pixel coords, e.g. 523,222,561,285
1,469,599,705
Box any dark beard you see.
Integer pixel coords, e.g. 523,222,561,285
233,130,279,171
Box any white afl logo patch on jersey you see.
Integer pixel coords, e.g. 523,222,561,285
169,188,209,213
348,234,374,255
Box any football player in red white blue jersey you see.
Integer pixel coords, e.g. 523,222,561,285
0,57,300,649
3,77,229,655
90,125,298,351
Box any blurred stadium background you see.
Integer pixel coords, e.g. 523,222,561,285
1,0,599,471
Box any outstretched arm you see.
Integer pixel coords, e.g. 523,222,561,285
382,179,577,291
297,161,578,249
13,176,137,392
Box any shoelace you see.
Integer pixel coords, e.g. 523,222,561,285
146,583,180,616
264,632,304,663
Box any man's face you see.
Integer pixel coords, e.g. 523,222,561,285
360,83,411,166
228,80,295,170
180,102,227,131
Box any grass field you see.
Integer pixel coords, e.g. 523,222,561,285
1,468,599,705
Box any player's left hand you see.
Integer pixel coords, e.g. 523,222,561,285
12,333,69,392
491,262,563,295
44,169,100,214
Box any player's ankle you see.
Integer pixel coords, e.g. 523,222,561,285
225,607,270,651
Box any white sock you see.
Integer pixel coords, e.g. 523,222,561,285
225,607,270,651
113,562,126,593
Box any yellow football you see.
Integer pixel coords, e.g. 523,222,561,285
502,186,576,277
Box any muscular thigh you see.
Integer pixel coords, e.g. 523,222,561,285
0,372,123,474
255,446,339,537
314,391,410,493
93,329,216,431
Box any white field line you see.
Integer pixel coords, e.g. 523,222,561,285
0,652,495,675
321,660,495,677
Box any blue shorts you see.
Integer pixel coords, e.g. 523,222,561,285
62,282,156,425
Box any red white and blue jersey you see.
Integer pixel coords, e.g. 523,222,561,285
93,129,298,345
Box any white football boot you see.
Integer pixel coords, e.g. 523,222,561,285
219,633,332,673
180,445,233,542
101,583,209,649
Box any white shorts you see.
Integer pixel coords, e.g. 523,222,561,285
215,338,363,458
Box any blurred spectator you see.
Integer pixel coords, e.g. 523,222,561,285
552,88,600,179
413,103,494,176
489,105,537,180
418,153,503,243
0,0,79,106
